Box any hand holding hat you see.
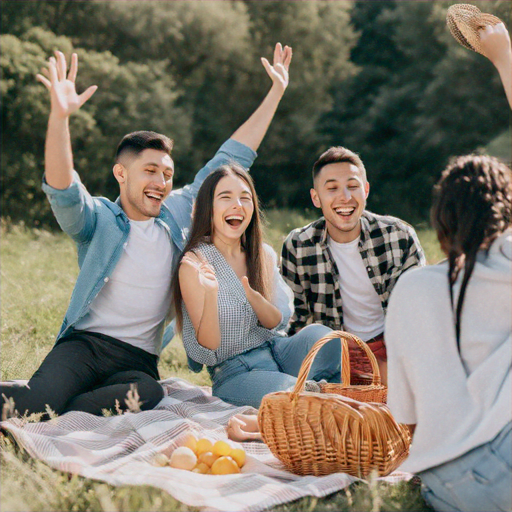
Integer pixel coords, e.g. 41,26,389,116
478,23,511,68
447,4,512,110
446,4,505,58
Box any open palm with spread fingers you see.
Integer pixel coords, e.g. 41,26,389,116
181,252,219,294
261,42,292,95
36,51,97,119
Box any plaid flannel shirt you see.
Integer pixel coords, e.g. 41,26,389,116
281,211,426,335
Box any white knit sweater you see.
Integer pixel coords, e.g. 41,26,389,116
386,229,512,473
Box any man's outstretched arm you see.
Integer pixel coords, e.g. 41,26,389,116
171,43,293,204
37,51,97,189
38,51,98,241
231,43,292,152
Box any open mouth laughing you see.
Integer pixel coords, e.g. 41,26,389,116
334,206,356,217
225,214,244,228
145,190,164,205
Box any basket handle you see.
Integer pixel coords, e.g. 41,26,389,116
290,330,381,399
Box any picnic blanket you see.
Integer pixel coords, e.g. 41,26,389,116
1,377,411,512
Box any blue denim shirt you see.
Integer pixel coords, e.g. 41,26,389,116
43,139,260,352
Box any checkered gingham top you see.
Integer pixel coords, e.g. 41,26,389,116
182,243,281,367
281,211,426,335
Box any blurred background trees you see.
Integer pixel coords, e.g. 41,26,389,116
1,0,510,227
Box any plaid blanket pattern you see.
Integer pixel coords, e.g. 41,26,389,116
1,378,410,512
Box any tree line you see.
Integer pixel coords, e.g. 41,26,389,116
1,1,510,227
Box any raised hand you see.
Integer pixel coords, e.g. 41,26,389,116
241,275,260,301
36,51,97,119
479,23,512,110
241,275,282,329
261,42,292,96
181,252,219,295
479,23,512,67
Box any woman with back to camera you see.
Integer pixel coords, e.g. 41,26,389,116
385,23,512,512
172,163,341,409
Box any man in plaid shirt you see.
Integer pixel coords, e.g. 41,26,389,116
281,147,426,384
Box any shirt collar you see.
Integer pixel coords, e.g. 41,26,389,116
359,213,370,245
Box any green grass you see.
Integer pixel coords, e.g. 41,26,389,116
0,214,439,512
264,208,445,265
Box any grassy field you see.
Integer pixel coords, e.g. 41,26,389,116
0,212,440,512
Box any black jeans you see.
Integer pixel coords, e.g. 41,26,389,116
0,331,164,417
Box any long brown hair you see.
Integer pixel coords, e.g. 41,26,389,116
172,163,273,331
430,155,512,351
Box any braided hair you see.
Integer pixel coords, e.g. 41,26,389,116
430,155,512,351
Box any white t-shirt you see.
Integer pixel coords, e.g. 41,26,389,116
386,230,512,473
76,218,173,355
328,236,385,341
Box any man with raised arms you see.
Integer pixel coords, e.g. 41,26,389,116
1,44,292,417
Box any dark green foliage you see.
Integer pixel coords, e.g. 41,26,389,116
1,1,510,226
1,25,190,227
319,0,510,221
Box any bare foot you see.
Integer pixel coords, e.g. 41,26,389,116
226,414,262,442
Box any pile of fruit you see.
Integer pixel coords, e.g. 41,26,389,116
152,435,246,475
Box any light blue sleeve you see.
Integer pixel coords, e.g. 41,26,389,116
42,172,97,243
162,320,175,350
164,139,257,232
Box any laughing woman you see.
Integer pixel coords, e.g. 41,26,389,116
172,164,341,408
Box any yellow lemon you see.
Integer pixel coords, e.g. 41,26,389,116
212,440,232,457
196,438,214,455
198,451,219,467
169,446,197,471
192,462,210,474
152,453,169,467
211,456,241,475
183,434,198,453
230,448,246,468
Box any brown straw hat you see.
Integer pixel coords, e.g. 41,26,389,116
447,4,503,57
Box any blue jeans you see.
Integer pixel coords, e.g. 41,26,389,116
419,422,512,512
208,324,340,408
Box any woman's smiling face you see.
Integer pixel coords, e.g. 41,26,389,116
212,174,255,243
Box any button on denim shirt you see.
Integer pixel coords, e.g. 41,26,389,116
43,139,263,354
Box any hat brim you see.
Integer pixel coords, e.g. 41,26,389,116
447,4,503,57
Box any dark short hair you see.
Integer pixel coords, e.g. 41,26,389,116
115,131,174,162
312,146,366,183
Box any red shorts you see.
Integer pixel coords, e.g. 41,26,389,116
348,333,387,383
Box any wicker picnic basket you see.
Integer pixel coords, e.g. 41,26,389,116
258,331,411,477
447,4,503,57
319,331,387,403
